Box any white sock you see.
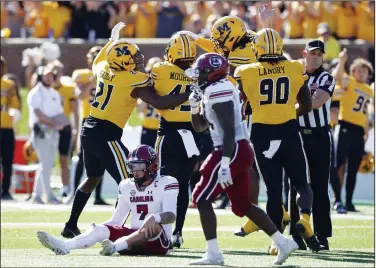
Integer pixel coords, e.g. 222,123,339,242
206,238,220,255
270,231,286,248
114,236,129,252
65,224,110,250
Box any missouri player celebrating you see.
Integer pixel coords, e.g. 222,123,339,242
235,28,321,252
61,22,190,239
151,33,198,248
38,145,179,257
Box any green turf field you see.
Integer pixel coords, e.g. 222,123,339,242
1,199,374,267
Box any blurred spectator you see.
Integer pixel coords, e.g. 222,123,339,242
254,1,283,34
156,1,187,38
85,1,117,40
1,2,8,29
281,1,304,39
24,2,50,38
188,14,204,35
356,1,375,43
336,2,357,40
301,1,321,39
230,2,252,29
314,1,337,38
317,22,341,62
43,1,72,39
3,2,25,38
131,2,157,38
190,1,211,27
69,2,88,39
115,1,135,38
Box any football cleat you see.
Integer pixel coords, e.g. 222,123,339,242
346,203,358,212
273,238,299,265
100,239,116,256
37,231,70,255
333,202,348,214
267,242,278,255
234,227,248,237
234,220,259,237
281,206,291,234
61,225,81,239
171,233,184,248
189,252,224,265
292,235,307,250
318,237,329,250
295,218,321,252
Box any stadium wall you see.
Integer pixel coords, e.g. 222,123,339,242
1,38,372,85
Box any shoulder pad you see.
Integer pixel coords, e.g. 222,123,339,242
150,61,172,79
129,71,152,88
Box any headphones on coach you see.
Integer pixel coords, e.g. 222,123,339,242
36,66,57,82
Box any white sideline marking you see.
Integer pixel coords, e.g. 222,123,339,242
0,222,373,230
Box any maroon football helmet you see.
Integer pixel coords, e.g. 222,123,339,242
127,145,159,185
185,53,229,89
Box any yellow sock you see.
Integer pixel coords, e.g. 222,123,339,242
242,219,259,234
282,206,289,220
299,213,313,238
300,213,310,222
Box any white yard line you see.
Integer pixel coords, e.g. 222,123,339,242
0,222,373,230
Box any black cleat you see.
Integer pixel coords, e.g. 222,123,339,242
171,233,183,249
1,192,14,200
318,237,329,250
295,223,321,252
61,225,81,239
292,235,307,250
234,228,248,237
94,198,111,206
346,203,358,212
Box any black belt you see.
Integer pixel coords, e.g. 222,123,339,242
300,125,331,135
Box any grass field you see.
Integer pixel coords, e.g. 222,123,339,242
1,197,374,267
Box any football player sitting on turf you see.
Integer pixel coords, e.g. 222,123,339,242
37,145,179,256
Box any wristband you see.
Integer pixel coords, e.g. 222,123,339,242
191,106,199,115
221,156,231,168
153,214,161,223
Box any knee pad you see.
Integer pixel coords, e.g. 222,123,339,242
89,223,111,241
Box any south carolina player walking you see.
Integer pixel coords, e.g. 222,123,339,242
37,145,178,256
185,53,298,266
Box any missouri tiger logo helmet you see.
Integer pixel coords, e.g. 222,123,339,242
211,16,247,54
106,40,144,72
359,152,375,174
253,28,283,59
86,46,102,67
23,140,38,163
165,33,197,65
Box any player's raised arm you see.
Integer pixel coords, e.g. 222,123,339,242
92,22,126,73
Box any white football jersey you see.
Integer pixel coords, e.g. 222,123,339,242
201,79,249,146
104,175,179,240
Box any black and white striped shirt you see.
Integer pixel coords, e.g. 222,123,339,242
298,67,336,128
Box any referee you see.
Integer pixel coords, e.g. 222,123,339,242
287,40,335,251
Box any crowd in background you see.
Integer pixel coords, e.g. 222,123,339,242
1,1,375,43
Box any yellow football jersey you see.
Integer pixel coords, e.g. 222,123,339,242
91,60,151,129
72,68,96,119
0,77,20,129
142,104,159,130
339,76,373,128
150,61,192,123
235,60,307,124
55,82,77,118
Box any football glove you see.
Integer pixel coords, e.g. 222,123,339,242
110,22,126,42
218,157,233,189
189,88,202,114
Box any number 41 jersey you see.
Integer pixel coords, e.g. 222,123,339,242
118,175,179,240
235,60,307,125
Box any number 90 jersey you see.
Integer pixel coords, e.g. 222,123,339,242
202,79,249,147
234,60,308,125
90,60,151,129
117,175,179,240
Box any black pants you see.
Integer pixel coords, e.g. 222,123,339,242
155,131,198,236
335,121,365,205
288,127,333,238
0,128,15,195
252,130,309,231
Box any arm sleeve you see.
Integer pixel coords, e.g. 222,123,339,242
318,74,336,96
103,182,130,226
28,89,42,110
92,41,113,74
162,178,179,216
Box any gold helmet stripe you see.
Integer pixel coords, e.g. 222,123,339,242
178,34,187,58
270,29,277,55
264,29,270,54
266,29,274,55
181,34,191,58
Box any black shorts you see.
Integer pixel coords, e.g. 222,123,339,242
59,125,72,156
251,122,309,192
330,101,340,109
80,118,129,182
141,128,158,148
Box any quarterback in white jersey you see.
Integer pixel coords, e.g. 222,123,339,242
185,53,298,266
37,145,179,256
